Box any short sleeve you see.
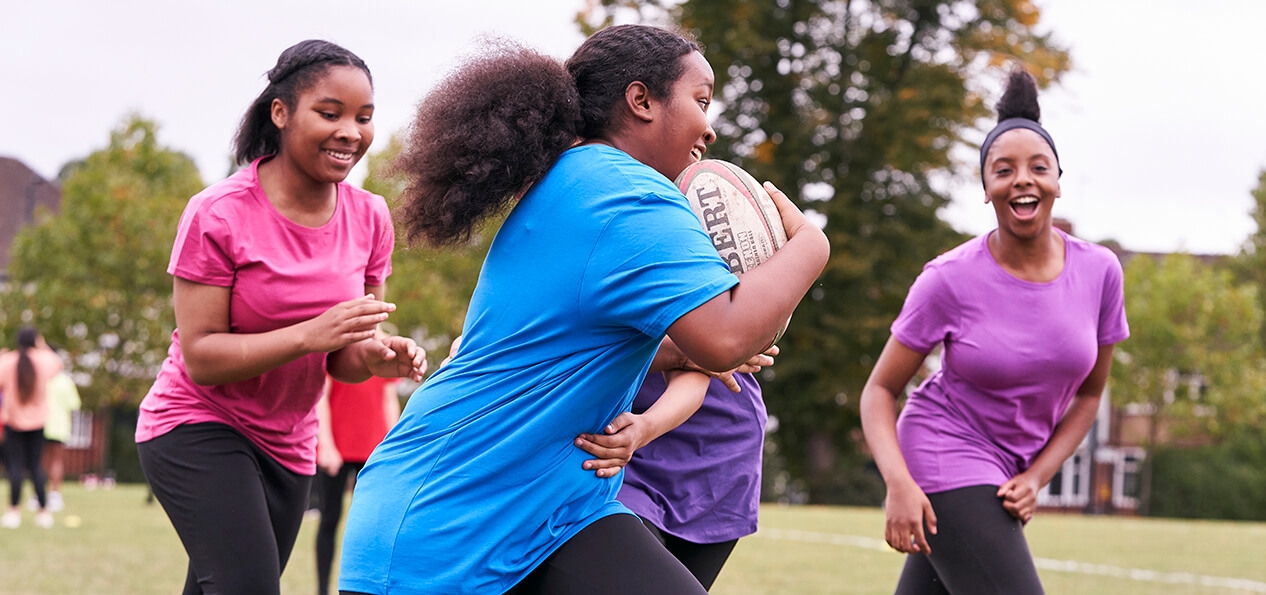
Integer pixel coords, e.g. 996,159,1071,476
168,198,235,287
1097,255,1130,345
364,195,394,287
582,192,738,337
890,264,956,354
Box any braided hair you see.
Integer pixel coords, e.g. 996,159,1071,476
233,40,372,166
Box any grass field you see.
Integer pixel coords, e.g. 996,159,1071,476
1,482,1263,594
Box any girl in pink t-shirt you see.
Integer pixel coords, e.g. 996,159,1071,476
135,40,426,595
1,327,63,529
860,67,1128,594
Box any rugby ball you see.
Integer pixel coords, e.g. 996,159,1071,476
676,159,791,343
675,160,787,275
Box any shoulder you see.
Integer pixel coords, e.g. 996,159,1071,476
1065,233,1124,276
921,234,990,277
340,183,391,218
183,166,261,222
556,145,681,199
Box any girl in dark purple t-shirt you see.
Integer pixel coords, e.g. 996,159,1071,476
860,67,1128,594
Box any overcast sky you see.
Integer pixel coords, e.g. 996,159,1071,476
3,0,1263,255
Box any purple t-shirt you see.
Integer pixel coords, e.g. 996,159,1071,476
135,157,394,475
891,230,1128,494
619,372,766,543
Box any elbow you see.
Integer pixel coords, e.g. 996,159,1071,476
687,336,755,373
183,361,218,387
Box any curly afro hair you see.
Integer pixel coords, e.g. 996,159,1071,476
394,40,582,248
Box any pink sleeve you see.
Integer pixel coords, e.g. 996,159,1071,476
168,199,235,287
364,197,394,287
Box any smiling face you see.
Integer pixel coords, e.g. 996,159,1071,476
646,51,716,180
272,65,375,185
983,128,1061,240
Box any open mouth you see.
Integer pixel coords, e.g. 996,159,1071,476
690,146,705,162
323,149,355,162
1010,196,1039,217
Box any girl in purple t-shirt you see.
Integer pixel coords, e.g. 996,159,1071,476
135,40,425,595
860,67,1129,594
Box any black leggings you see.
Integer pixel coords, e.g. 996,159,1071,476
641,518,739,591
341,513,707,595
894,484,1045,595
4,426,47,508
503,514,707,595
138,423,312,595
317,462,364,595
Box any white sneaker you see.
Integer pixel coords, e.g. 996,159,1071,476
35,511,54,529
48,491,64,512
1,510,19,529
27,497,39,511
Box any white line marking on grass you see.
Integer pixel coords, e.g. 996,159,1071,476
756,528,1266,593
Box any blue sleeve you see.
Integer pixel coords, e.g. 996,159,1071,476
581,191,738,337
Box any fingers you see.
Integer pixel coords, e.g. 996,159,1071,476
716,370,742,392
763,181,810,239
923,500,938,536
605,412,636,435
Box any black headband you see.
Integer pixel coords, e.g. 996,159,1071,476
979,118,1062,186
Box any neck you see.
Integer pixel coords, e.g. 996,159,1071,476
257,156,338,226
989,226,1065,282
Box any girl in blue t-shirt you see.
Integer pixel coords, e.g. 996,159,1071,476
339,25,830,595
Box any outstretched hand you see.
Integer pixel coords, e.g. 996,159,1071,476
364,335,428,383
305,295,395,354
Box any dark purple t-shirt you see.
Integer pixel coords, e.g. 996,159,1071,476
618,372,766,543
892,230,1129,494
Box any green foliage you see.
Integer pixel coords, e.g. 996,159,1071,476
0,115,203,409
579,0,1069,500
1111,254,1266,440
361,134,497,370
1232,170,1266,347
1148,433,1266,521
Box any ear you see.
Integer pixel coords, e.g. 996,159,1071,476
624,81,655,124
270,98,288,130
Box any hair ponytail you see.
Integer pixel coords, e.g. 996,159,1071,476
978,65,1061,182
15,326,37,404
395,40,582,247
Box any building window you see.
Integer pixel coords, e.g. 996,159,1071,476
67,410,93,450
1113,448,1145,510
1039,448,1090,507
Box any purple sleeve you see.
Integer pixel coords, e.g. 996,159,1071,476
364,196,394,287
891,264,956,354
1097,254,1130,345
167,198,234,287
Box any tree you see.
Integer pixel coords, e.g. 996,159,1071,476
580,0,1070,501
1,115,204,410
1233,170,1266,347
360,134,498,372
1110,253,1266,514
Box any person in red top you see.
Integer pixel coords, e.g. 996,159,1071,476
314,374,401,595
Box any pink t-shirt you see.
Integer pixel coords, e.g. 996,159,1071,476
135,157,394,475
891,230,1129,494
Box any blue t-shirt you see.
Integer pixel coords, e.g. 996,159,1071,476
339,145,739,594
